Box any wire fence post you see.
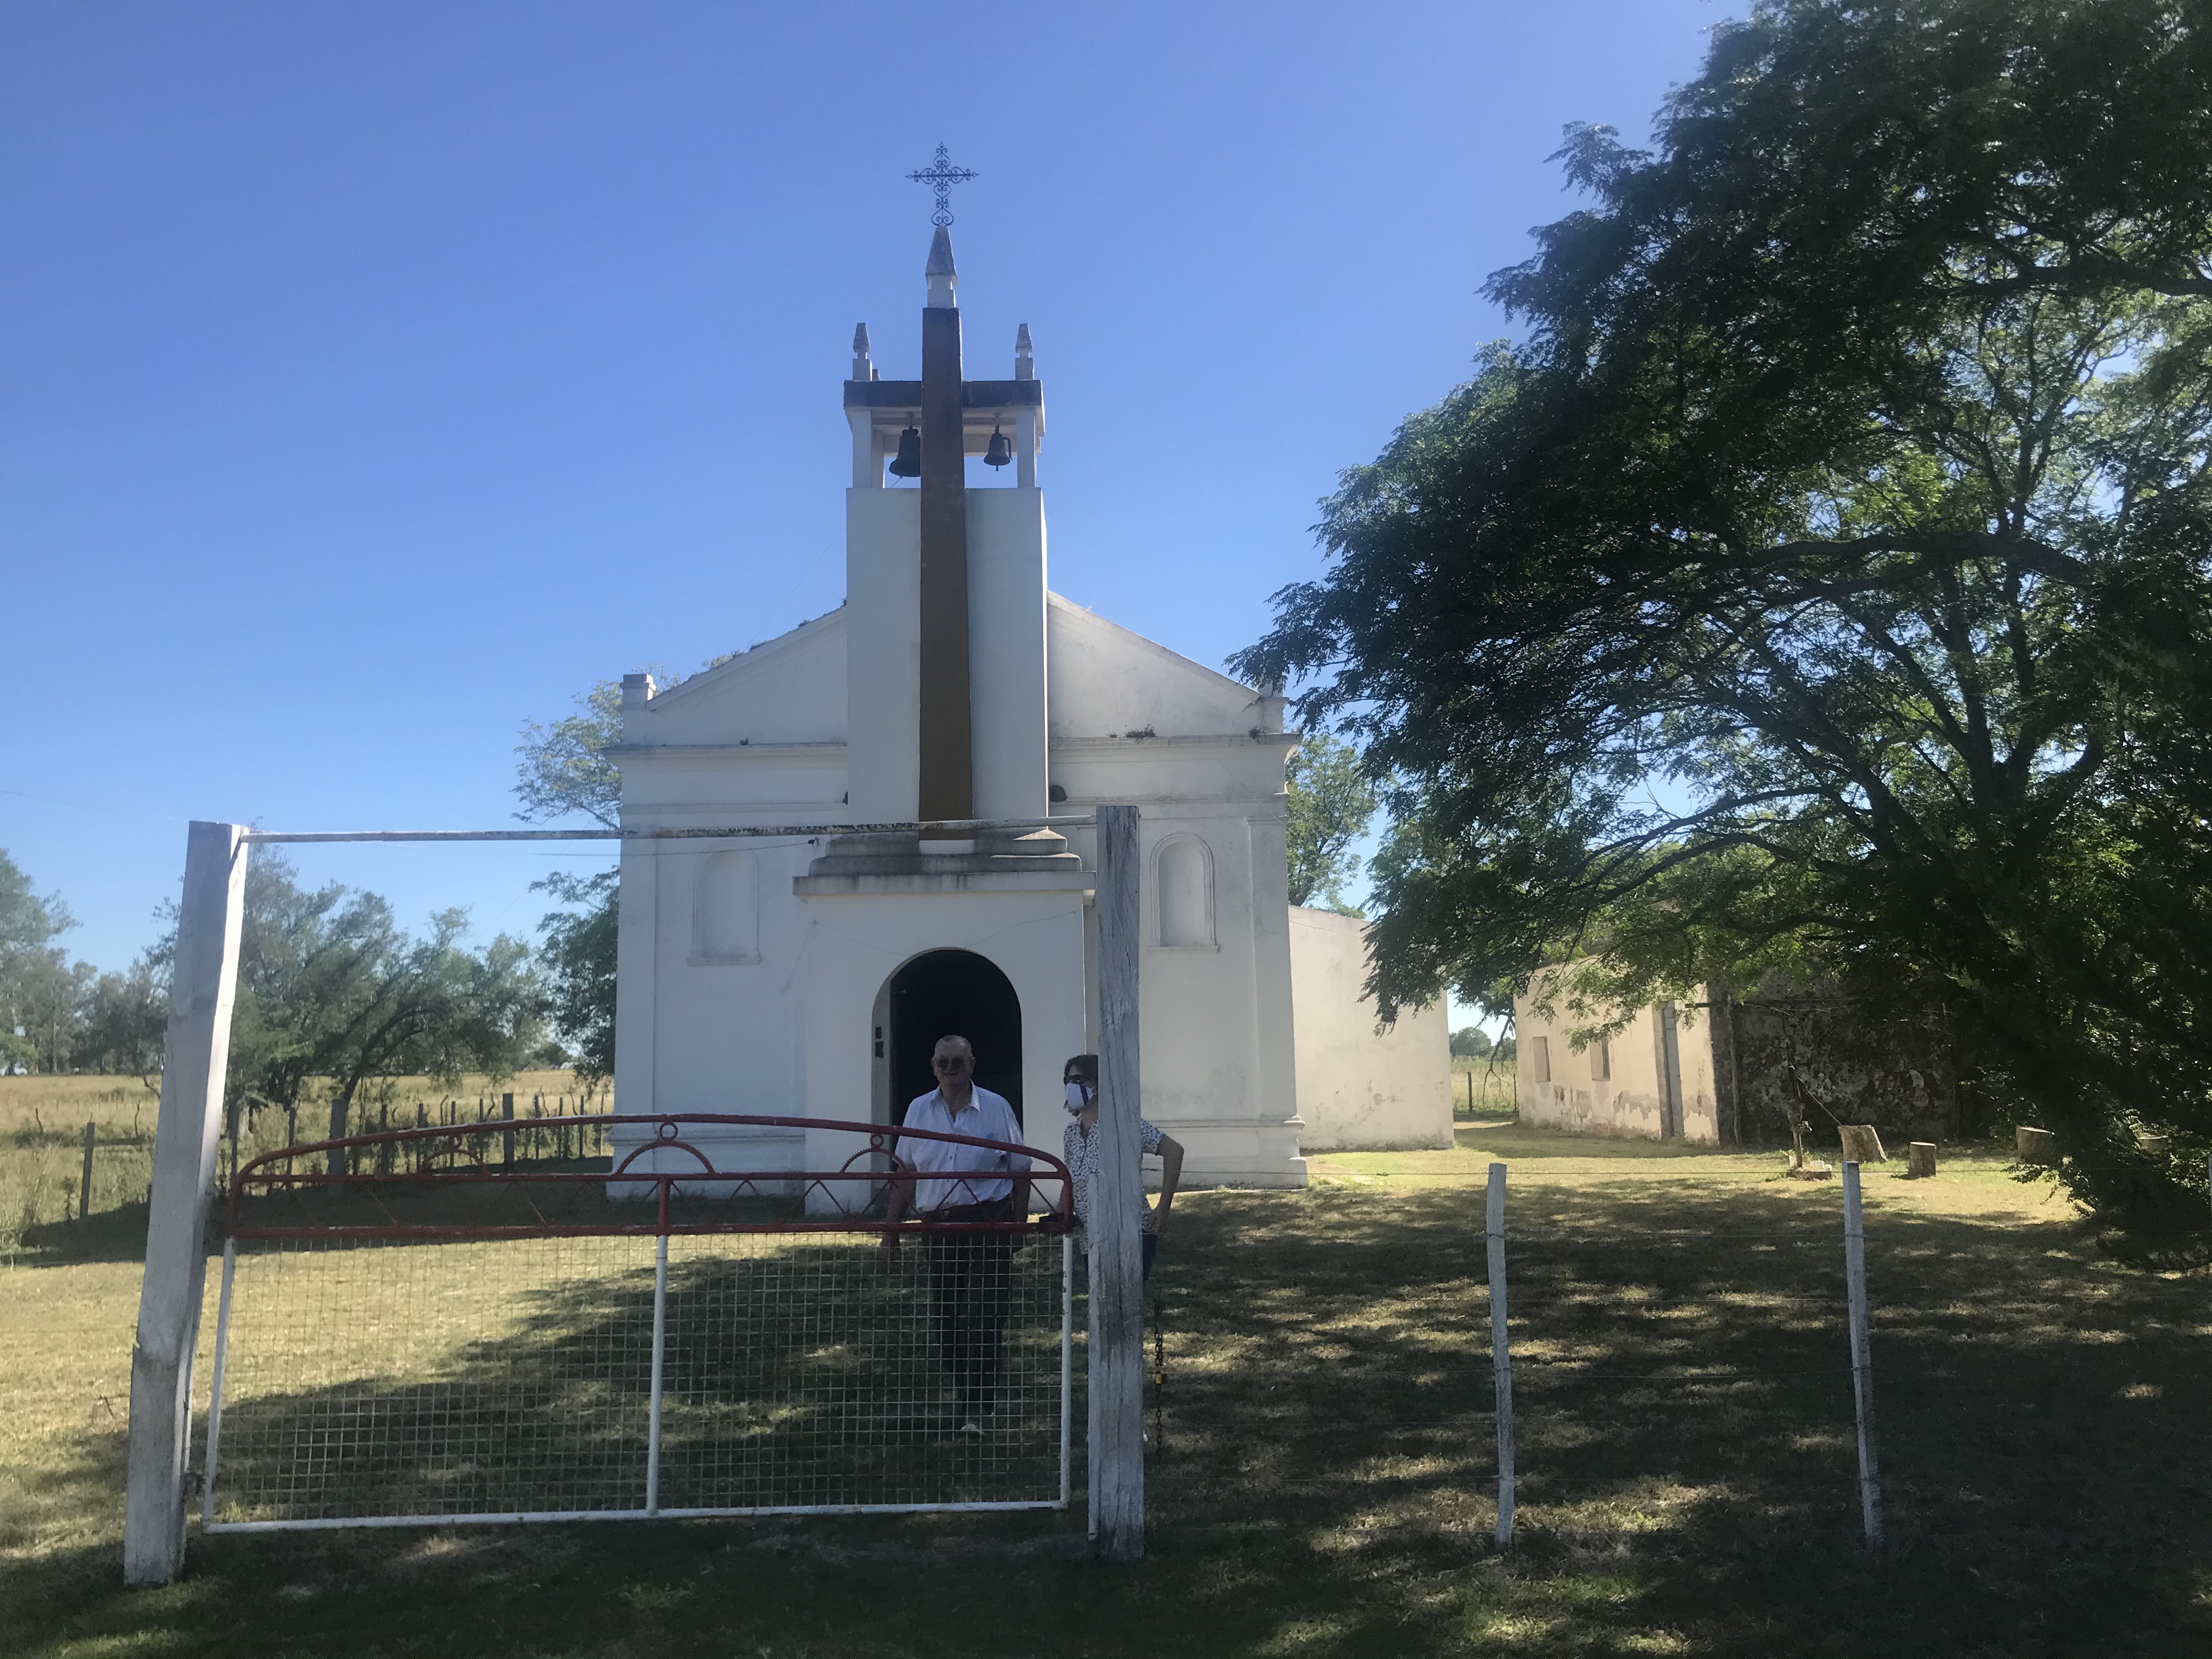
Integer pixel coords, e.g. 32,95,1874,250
79,1119,95,1231
1842,1160,1883,1548
646,1230,668,1515
200,1240,238,1525
1060,1234,1074,1509
1486,1160,1515,1549
501,1091,516,1169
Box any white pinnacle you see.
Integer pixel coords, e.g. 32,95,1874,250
926,227,958,309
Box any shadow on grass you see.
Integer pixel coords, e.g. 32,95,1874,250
204,1238,1068,1524
7,1171,2211,1658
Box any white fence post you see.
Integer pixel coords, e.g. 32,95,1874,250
1486,1161,1515,1548
199,1241,238,1526
1842,1160,1883,1548
646,1233,668,1515
125,821,249,1586
1090,803,1146,1560
1060,1234,1074,1509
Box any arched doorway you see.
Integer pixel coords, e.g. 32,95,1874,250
887,950,1024,1127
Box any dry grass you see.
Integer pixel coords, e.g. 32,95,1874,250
2,1116,2209,1657
1447,1058,1515,1116
0,1072,601,1258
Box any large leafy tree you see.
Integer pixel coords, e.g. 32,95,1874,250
216,853,544,1146
1234,0,2212,1219
0,850,76,1072
1285,732,1379,911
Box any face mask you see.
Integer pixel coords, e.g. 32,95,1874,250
1064,1081,1091,1115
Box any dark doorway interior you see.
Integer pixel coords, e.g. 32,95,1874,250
888,950,1024,1127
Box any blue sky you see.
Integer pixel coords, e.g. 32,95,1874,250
1,1,1722,1021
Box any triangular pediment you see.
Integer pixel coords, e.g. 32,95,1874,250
621,592,1268,750
1045,594,1267,739
627,605,847,746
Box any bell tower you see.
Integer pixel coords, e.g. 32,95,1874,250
837,163,1051,850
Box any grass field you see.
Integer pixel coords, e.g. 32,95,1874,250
3,1117,2209,1657
1448,1057,1515,1118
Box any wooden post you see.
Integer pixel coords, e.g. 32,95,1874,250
1842,1161,1883,1548
125,822,248,1586
501,1091,516,1167
1838,1124,1886,1164
1486,1161,1515,1548
79,1120,95,1231
1090,803,1145,1560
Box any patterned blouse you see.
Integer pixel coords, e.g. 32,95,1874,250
1063,1114,1166,1235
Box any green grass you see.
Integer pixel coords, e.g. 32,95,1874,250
4,1120,2210,1657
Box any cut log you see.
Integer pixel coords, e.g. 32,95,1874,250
2137,1133,2168,1156
1906,1142,1937,1178
1838,1124,1887,1164
2015,1125,2056,1163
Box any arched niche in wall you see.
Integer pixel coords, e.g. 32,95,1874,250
1153,834,1216,950
691,848,760,964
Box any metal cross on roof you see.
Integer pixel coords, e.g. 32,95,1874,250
907,143,977,228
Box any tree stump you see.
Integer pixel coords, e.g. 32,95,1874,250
2137,1133,2168,1156
2015,1125,2056,1162
1906,1142,1937,1178
1838,1124,1886,1164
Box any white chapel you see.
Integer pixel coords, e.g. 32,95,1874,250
608,225,1447,1198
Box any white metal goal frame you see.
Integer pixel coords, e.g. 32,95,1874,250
199,1111,1078,1532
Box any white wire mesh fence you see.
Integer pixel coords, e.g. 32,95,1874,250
198,1114,1074,1531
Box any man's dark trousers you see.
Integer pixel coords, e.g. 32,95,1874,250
925,1198,1017,1423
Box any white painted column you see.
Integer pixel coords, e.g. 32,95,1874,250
124,821,248,1587
849,410,879,489
966,488,1049,823
844,488,923,822
1090,803,1145,1559
1016,406,1037,489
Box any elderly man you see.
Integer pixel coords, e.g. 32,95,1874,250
881,1034,1031,1435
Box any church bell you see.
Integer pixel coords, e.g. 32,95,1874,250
888,425,922,478
983,424,1012,469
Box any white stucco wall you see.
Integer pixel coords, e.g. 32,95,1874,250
1513,981,1721,1144
612,594,1313,1193
1287,907,1452,1150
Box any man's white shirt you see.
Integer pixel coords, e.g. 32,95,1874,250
899,1087,1030,1211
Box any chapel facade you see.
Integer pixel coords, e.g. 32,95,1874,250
609,227,1446,1198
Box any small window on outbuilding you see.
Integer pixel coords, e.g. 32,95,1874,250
1531,1035,1550,1084
1591,1038,1611,1081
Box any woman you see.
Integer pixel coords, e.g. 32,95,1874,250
1060,1052,1183,1280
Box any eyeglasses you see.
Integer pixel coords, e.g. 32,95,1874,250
932,1057,970,1072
